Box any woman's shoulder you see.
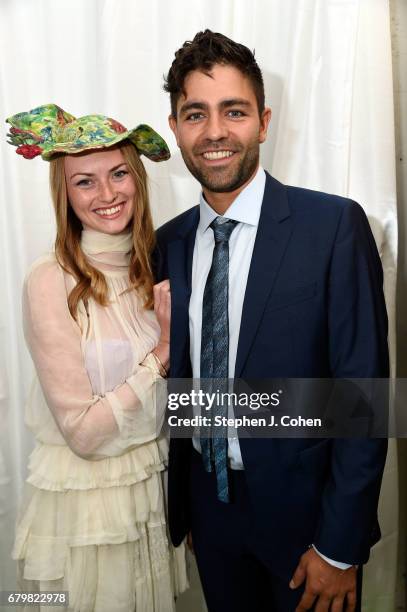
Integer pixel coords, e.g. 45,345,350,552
24,254,67,296
25,253,58,281
23,255,83,329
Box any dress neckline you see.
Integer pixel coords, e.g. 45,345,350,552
81,230,132,273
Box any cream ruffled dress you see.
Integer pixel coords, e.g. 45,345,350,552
13,230,188,611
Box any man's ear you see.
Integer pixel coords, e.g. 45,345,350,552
259,107,272,144
168,114,179,145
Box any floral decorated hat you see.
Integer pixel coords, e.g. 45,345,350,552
6,103,170,161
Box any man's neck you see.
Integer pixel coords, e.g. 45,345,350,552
202,166,259,215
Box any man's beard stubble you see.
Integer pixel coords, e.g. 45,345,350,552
179,139,260,194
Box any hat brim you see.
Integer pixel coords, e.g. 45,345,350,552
42,123,170,162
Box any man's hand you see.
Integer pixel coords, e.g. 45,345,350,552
290,548,357,611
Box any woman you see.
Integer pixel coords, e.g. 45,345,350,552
6,104,187,611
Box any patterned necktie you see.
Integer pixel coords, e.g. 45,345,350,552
200,217,238,503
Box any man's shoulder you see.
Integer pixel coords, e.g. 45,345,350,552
285,183,357,214
264,172,364,223
156,205,199,243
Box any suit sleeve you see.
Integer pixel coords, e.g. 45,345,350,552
313,200,389,564
152,230,168,282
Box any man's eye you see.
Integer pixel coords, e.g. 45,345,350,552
186,113,204,122
227,110,244,118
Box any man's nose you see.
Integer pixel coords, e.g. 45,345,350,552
205,113,228,141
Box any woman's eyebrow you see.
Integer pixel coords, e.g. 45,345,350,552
70,163,127,179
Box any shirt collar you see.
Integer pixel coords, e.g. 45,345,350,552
198,166,266,233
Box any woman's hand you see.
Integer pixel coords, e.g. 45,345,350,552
153,279,171,373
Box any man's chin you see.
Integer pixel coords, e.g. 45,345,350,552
195,158,259,194
199,173,249,193
202,181,242,193
192,167,241,192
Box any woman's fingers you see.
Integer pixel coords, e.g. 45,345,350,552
153,280,171,342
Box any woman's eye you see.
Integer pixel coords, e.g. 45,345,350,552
76,179,92,187
113,170,128,179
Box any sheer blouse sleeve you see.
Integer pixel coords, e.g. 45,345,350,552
23,258,166,460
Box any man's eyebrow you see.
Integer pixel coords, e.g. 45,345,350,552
179,101,208,115
70,163,127,179
219,99,252,109
179,99,253,116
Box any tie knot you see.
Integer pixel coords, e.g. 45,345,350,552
210,217,238,243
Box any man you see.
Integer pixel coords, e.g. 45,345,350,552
155,30,389,611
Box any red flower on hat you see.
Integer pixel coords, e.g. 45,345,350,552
16,144,43,159
108,118,127,134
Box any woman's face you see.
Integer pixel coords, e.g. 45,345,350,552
64,147,136,234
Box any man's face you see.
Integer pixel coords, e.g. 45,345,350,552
169,64,271,196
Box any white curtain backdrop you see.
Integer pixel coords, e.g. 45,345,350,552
0,1,397,611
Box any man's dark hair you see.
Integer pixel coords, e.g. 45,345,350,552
164,29,265,118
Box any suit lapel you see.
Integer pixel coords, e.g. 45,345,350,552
167,207,199,377
235,173,293,377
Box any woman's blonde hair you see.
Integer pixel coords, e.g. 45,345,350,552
49,141,155,319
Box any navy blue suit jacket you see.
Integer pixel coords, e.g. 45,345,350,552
154,171,389,579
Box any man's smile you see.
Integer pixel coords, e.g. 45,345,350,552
202,150,235,160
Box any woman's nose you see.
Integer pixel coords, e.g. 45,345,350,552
98,181,117,204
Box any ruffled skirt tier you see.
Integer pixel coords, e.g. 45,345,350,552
13,441,188,612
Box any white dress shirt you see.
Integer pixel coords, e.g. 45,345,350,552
188,166,351,570
189,166,265,469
